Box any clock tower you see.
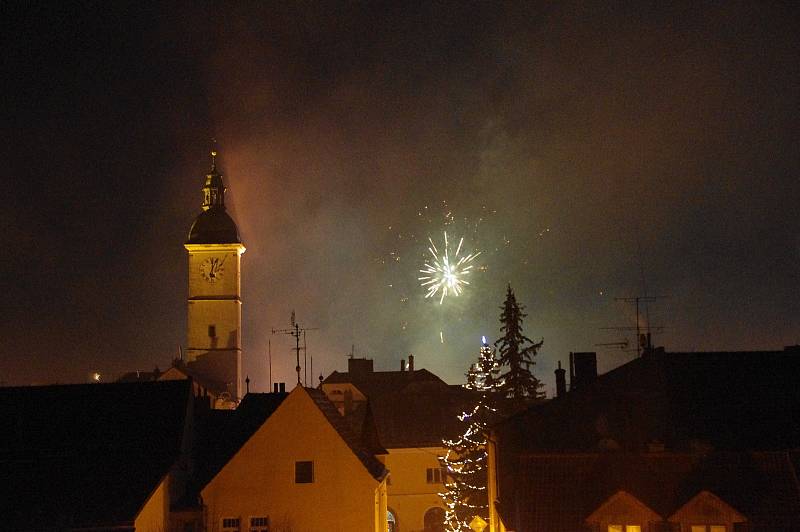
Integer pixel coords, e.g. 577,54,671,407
184,151,245,401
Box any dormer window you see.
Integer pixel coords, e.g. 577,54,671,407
586,491,660,532
668,491,745,532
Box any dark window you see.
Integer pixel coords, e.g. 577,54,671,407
221,518,240,531
295,460,314,483
208,325,217,338
250,516,270,532
426,467,446,483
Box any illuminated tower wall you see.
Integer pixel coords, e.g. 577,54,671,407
184,153,245,400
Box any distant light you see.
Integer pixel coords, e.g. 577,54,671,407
481,335,487,345
92,372,101,382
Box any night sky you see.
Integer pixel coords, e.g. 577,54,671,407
3,2,798,392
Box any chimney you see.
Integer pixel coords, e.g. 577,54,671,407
555,361,567,398
279,382,286,393
348,358,374,376
408,354,415,371
401,359,406,372
569,352,597,391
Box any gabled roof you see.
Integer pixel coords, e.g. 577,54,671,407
669,490,747,524
0,380,193,530
585,490,661,524
305,388,388,481
506,451,800,532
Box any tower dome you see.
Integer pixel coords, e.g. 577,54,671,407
186,151,241,244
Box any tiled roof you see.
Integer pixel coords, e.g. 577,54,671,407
508,451,800,532
306,388,388,481
0,380,192,530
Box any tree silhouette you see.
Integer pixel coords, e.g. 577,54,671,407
495,284,544,408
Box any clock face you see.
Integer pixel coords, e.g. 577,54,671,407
199,256,226,283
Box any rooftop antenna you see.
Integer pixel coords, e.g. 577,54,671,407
272,310,318,386
595,339,630,350
268,338,272,391
601,295,665,356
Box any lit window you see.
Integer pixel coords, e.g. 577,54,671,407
426,467,446,483
691,527,726,532
608,526,641,532
250,516,269,532
221,518,240,531
295,460,314,483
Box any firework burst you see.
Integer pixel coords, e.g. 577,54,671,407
419,232,481,304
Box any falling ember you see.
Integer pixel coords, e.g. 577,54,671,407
418,232,481,304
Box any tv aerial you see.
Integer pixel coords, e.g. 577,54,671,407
272,310,318,386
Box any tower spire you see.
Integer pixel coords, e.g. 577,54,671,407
202,149,226,211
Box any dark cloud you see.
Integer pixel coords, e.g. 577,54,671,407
2,2,798,391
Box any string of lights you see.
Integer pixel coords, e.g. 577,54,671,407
438,336,500,530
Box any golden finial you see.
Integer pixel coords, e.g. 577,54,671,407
210,149,218,172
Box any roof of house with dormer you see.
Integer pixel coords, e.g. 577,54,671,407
492,347,800,531
503,451,800,532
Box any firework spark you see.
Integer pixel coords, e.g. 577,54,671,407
418,232,481,304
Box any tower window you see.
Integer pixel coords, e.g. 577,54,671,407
208,325,216,338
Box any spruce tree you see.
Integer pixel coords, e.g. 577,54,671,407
495,284,544,408
439,337,500,531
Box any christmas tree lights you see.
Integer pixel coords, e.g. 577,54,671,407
439,336,500,530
